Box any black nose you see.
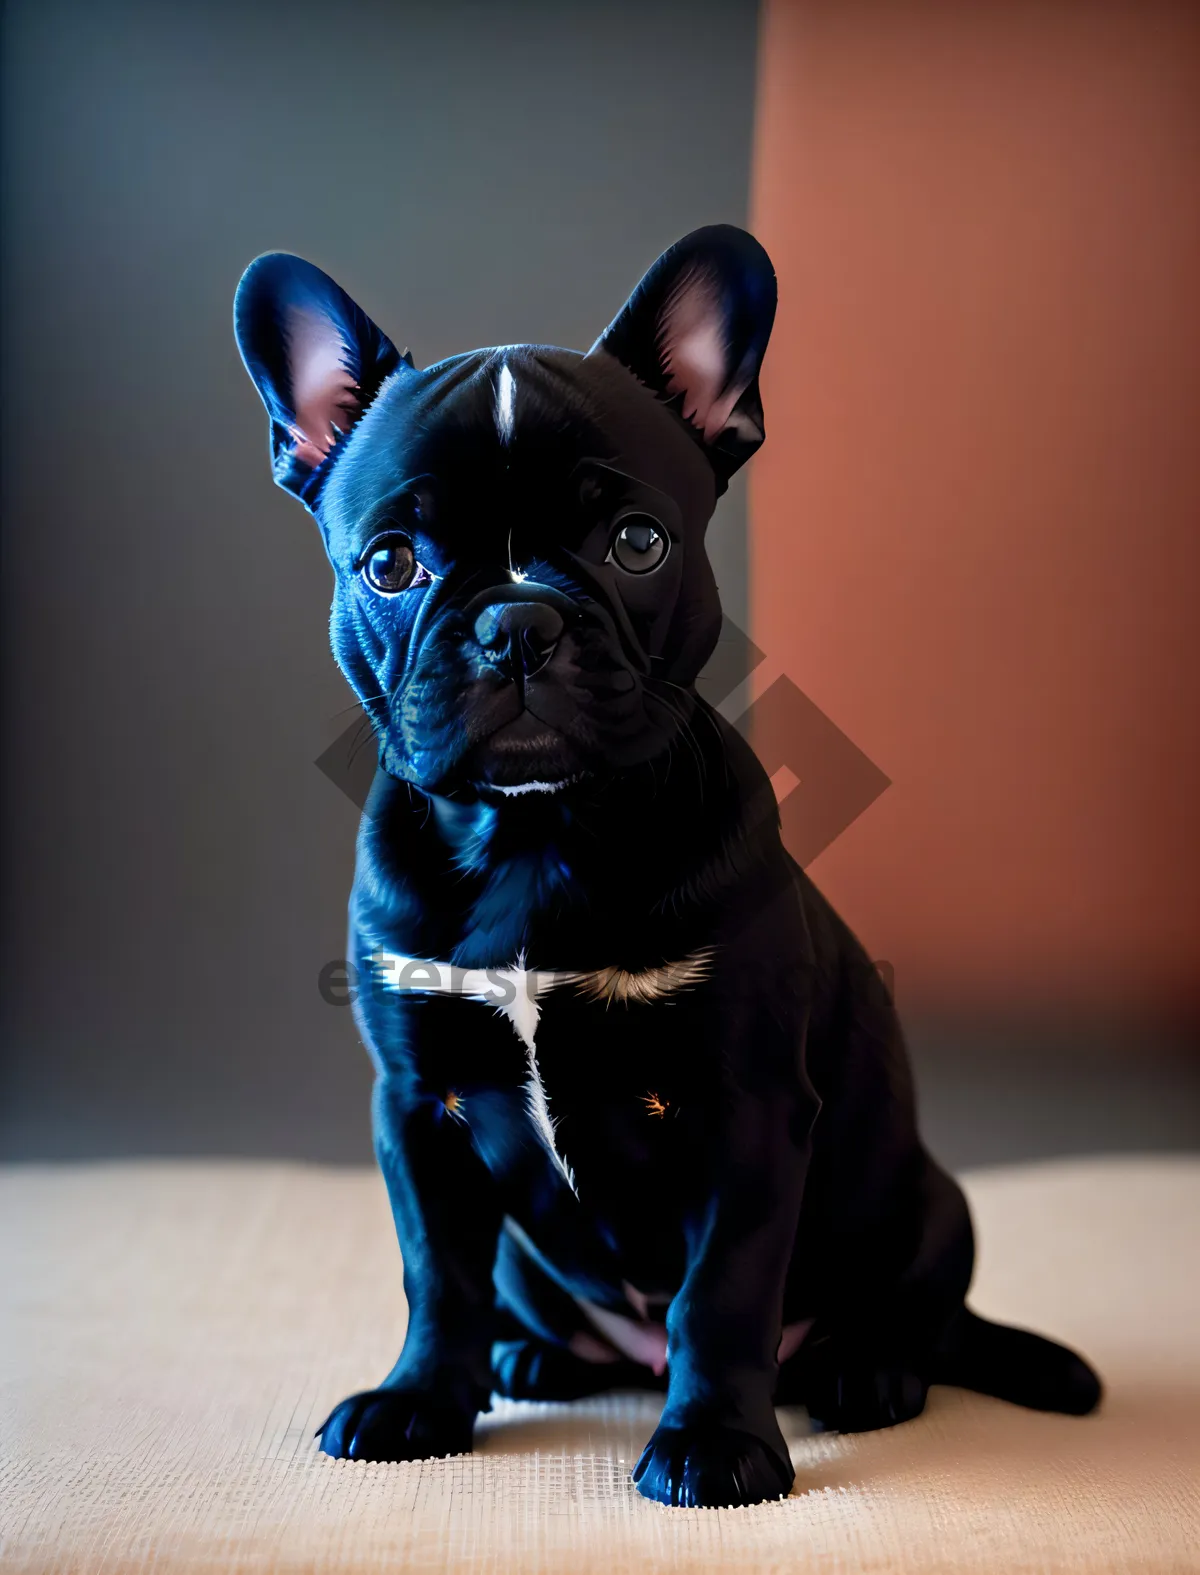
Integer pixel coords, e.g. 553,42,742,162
474,599,565,677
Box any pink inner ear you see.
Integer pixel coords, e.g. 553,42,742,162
283,306,362,471
658,265,748,444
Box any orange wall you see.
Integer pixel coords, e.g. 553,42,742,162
750,1,1200,1014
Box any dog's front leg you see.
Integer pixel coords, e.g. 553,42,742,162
317,1075,502,1462
632,1073,814,1508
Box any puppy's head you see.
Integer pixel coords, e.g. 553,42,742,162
235,226,775,800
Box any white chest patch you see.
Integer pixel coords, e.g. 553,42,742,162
370,948,713,1196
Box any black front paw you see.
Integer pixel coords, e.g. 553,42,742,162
316,1387,476,1462
632,1423,794,1508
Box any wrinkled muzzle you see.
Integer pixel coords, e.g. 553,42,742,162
383,578,673,796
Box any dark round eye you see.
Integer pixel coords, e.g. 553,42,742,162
360,536,428,595
609,514,669,575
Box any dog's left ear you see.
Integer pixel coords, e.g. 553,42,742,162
234,253,408,507
588,225,777,487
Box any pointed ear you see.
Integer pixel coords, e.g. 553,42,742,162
588,225,777,486
233,254,408,506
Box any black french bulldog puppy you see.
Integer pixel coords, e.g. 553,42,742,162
234,227,1101,1509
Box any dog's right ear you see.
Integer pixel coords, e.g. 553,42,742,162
588,226,776,490
234,254,408,507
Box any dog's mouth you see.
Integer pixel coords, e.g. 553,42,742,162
480,774,583,800
466,710,587,800
389,626,676,800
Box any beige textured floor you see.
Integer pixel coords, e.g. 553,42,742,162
1,1157,1198,1574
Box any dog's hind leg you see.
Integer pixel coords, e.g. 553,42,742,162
492,1335,662,1401
491,1226,664,1400
778,1152,1102,1430
776,1156,972,1433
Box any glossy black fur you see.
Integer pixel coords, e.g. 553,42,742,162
234,228,1101,1508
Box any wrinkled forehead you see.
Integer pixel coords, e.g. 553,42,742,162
318,345,716,552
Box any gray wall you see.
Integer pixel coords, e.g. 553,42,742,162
0,0,760,1161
